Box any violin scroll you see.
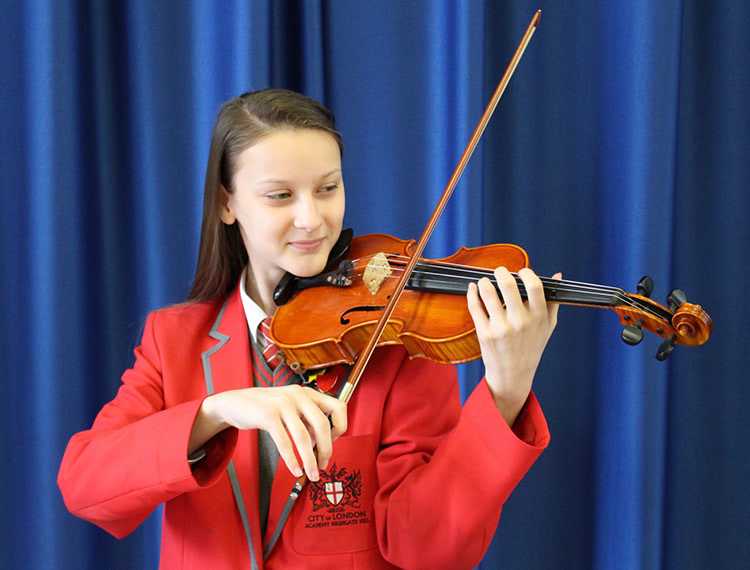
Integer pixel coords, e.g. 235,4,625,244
671,302,713,346
617,277,713,360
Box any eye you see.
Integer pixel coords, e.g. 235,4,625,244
266,190,292,201
319,183,339,194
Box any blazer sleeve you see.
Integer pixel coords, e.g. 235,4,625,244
373,353,549,570
57,310,238,539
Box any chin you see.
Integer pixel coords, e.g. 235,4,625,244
288,257,328,279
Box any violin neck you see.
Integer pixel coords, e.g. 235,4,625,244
408,262,622,308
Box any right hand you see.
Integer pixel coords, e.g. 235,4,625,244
191,385,347,481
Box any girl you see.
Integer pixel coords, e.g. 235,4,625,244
59,89,559,569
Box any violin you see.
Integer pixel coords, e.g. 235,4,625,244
270,231,713,373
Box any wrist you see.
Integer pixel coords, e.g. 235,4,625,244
486,380,529,427
188,395,230,455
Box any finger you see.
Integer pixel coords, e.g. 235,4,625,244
477,275,506,319
281,412,319,481
491,267,523,320
296,389,349,473
547,272,562,327
516,267,546,314
466,281,489,328
296,396,336,472
266,418,303,478
306,389,348,441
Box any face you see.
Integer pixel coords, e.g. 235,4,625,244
222,129,345,303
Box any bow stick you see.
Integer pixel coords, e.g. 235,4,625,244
336,10,542,405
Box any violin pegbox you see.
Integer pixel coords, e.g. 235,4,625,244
621,276,656,345
617,277,713,360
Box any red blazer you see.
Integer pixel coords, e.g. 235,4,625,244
59,284,550,569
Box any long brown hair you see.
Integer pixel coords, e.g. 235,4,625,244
187,89,343,303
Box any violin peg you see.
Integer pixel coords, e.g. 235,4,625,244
656,334,677,361
622,318,645,346
637,276,654,298
667,289,687,312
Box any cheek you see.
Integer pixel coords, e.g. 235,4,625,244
237,209,277,252
327,195,346,227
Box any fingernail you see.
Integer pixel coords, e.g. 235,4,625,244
293,467,303,477
310,469,319,481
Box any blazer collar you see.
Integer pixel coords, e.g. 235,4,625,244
202,283,253,395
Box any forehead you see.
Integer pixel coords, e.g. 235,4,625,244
236,129,341,176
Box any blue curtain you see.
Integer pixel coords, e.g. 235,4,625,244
2,1,748,568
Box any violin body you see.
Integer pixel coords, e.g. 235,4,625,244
271,234,518,370
270,233,713,372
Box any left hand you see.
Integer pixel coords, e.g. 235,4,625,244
466,267,560,426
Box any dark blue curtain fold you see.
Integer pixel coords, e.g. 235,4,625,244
2,1,748,568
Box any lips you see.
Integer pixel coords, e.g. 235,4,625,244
288,238,325,252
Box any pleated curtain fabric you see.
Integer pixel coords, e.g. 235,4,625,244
2,2,748,568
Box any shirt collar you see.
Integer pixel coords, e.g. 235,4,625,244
239,267,269,343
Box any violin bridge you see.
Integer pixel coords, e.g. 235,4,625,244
363,252,392,294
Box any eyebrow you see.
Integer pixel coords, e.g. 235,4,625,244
257,169,342,186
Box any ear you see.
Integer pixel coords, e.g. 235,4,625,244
219,186,236,225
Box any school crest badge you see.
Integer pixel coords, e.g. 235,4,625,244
309,463,362,511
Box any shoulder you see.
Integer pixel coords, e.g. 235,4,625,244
152,297,224,326
143,297,228,347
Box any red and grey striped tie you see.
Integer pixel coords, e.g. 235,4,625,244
258,317,283,369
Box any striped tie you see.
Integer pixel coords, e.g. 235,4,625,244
258,317,283,369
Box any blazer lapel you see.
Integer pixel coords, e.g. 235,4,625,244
263,457,298,549
201,286,263,565
203,287,253,394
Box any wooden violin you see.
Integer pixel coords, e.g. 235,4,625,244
270,231,713,373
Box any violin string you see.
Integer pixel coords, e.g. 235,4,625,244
347,255,663,320
351,254,622,300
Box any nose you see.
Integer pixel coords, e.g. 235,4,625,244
294,192,323,231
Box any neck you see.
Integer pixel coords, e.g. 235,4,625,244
407,260,650,311
244,267,278,315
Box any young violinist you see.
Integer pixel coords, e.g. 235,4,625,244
58,88,560,569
